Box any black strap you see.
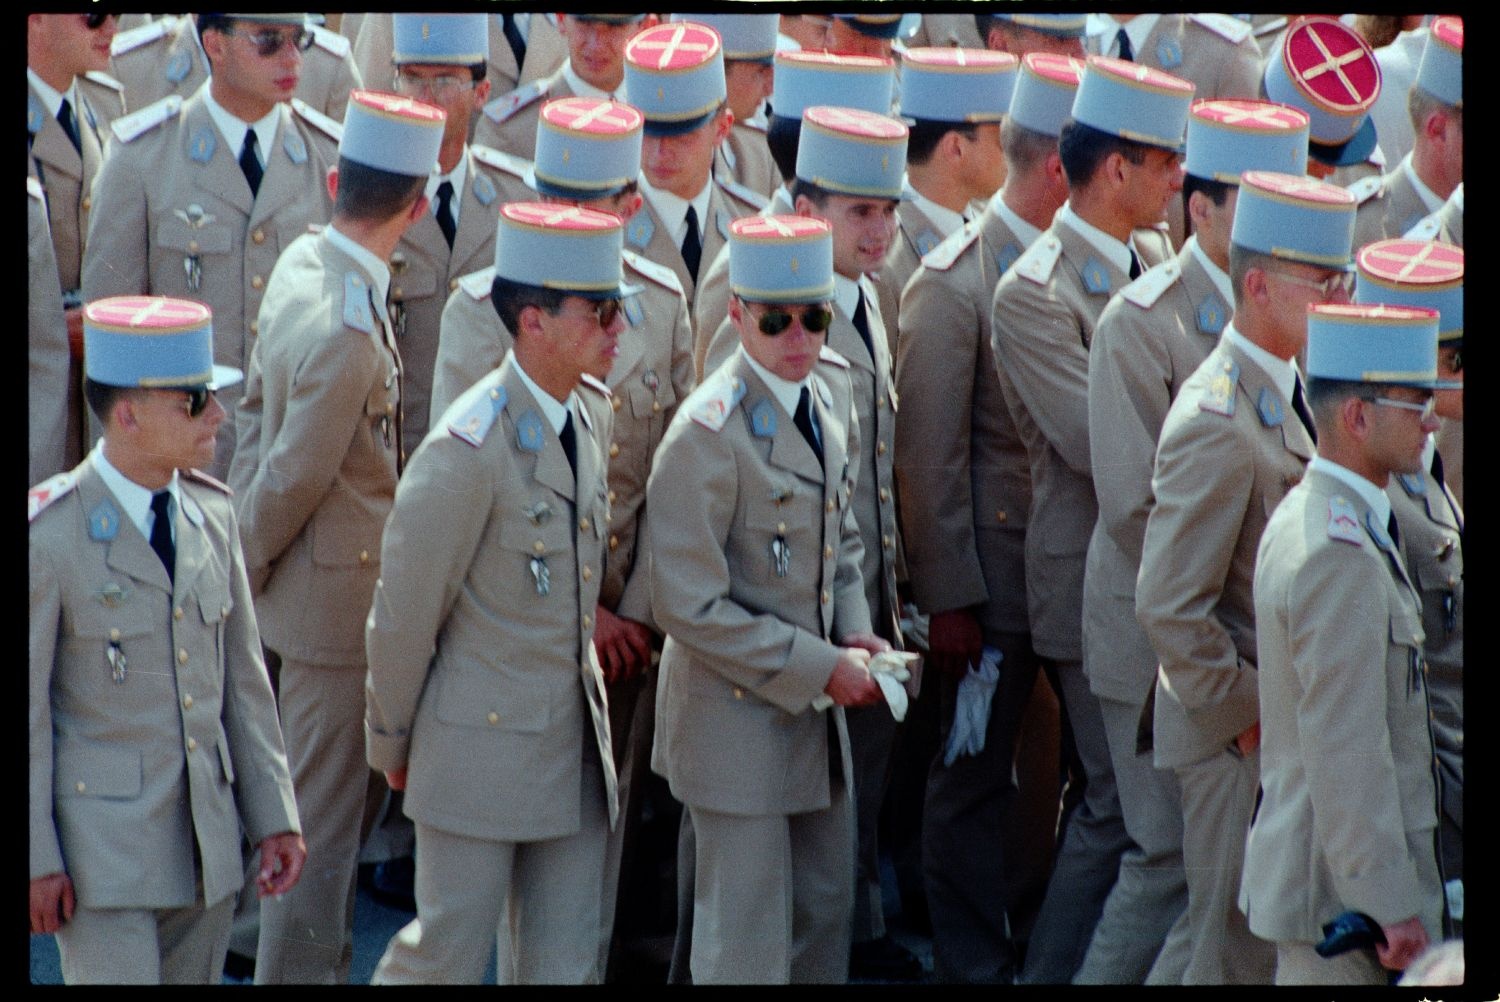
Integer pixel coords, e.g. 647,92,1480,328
851,288,875,362
559,411,577,477
793,387,823,463
435,180,457,248
57,97,82,155
239,130,263,198
1115,27,1134,61
1291,375,1318,444
149,491,176,583
500,13,528,72
681,204,703,280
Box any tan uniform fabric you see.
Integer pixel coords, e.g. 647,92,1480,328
627,176,766,306
1243,467,1444,976
352,12,565,99
1351,160,1440,251
715,121,780,201
29,179,71,486
908,14,985,49
877,197,946,361
471,65,574,163
31,463,300,981
83,89,339,480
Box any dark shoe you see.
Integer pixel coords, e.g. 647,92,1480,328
222,950,256,981
363,856,417,913
850,935,924,982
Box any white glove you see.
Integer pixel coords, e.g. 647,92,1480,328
942,646,1002,767
811,650,919,719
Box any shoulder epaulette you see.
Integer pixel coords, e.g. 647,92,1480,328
182,467,232,495
1327,496,1364,546
110,94,181,144
1122,259,1182,309
291,98,342,143
309,24,351,59
1403,214,1442,241
580,373,612,398
342,271,376,335
921,221,980,272
1014,231,1061,286
622,249,685,295
27,175,44,201
483,78,550,125
1197,355,1238,417
28,468,81,523
83,70,125,93
689,369,748,432
818,344,851,369
110,17,171,57
457,266,496,301
448,375,508,447
716,175,770,211
1188,13,1254,45
1367,144,1387,169
1346,174,1383,206
736,118,767,134
469,143,529,179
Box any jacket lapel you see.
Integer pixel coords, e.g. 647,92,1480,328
79,466,174,596
502,361,576,501
185,95,255,217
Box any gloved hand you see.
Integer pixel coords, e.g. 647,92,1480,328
942,646,1002,766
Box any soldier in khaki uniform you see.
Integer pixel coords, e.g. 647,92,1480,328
1354,239,1465,917
1082,100,1312,985
82,14,342,481
650,214,891,984
365,204,632,984
473,14,651,162
28,12,124,470
352,12,565,98
30,296,304,984
228,92,446,984
1242,304,1449,984
1136,171,1359,984
670,13,780,201
30,177,71,487
989,56,1187,985
109,13,362,125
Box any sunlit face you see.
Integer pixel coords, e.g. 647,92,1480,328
640,109,729,200
539,295,628,383
1120,147,1185,227
1364,386,1441,478
559,15,650,92
207,19,305,113
393,63,490,147
731,296,832,383
799,193,899,278
123,387,227,477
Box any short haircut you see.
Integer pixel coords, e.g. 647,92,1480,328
789,177,833,208
1304,375,1375,428
196,13,233,45
1408,85,1460,129
974,14,999,41
1001,116,1057,175
394,61,487,84
1182,173,1234,233
333,157,427,222
766,114,802,185
83,378,136,424
1058,120,1149,190
1227,244,1278,310
905,118,979,166
491,274,568,334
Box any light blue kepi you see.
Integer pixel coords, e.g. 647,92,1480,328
392,13,489,65
494,202,643,299
1230,170,1357,270
339,89,447,177
1071,54,1195,152
1306,303,1457,389
84,295,241,390
728,215,834,304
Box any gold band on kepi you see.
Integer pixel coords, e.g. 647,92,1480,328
624,21,726,134
1185,100,1310,183
339,90,447,177
392,13,489,66
84,295,243,391
1070,56,1195,152
528,98,643,198
1230,170,1357,269
729,215,834,304
1306,303,1452,389
493,202,643,300
899,48,1018,123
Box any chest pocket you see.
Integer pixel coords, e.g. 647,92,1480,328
743,484,820,584
157,218,234,257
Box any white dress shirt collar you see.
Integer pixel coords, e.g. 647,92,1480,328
1223,323,1298,404
1309,456,1394,524
905,184,967,238
832,271,865,321
511,356,575,433
990,191,1044,249
1186,234,1235,307
640,174,713,248
1057,201,1135,276
562,60,622,101
1399,151,1446,215
425,148,470,228
1109,14,1160,58
202,84,281,169
323,224,392,310
739,345,813,421
28,68,70,118
92,439,181,544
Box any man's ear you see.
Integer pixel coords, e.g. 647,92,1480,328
325,166,339,201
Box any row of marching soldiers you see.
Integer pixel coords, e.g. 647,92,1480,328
28,11,1464,987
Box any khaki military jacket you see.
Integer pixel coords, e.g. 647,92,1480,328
715,121,780,201
876,196,949,361
432,253,695,627
1350,158,1439,251
689,185,795,378
29,462,299,910
28,75,118,292
110,16,362,123
230,231,401,667
895,207,1037,638
472,65,575,163
1083,240,1227,703
626,176,767,305
1242,467,1442,943
1092,15,1261,101
1136,334,1313,768
353,12,565,101
29,178,70,487
366,359,618,841
648,350,870,816
990,214,1171,662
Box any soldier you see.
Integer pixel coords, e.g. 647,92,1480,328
30,296,304,984
908,14,985,50
82,13,342,481
352,12,565,98
1350,17,1462,248
473,14,651,162
672,13,781,200
28,12,123,470
894,50,1081,984
621,21,766,309
826,13,922,59
1136,171,1358,984
30,177,71,487
778,13,831,52
1083,99,1311,985
365,204,632,984
649,214,890,983
976,12,1088,58
989,55,1190,985
1354,240,1464,922
877,47,1015,358
109,13,362,124
229,91,445,984
1242,303,1449,984
1368,16,1431,167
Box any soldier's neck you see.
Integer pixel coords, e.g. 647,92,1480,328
101,439,173,492
1001,173,1063,232
208,80,276,127
1067,186,1134,244
28,59,78,97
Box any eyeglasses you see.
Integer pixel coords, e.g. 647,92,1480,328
748,304,835,337
82,13,118,30
1449,348,1462,374
178,387,217,419
1265,268,1356,300
587,298,623,329
394,71,477,101
227,26,315,58
1369,394,1437,421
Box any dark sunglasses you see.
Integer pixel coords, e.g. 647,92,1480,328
180,387,216,419
228,25,315,58
83,13,118,30
751,304,834,337
589,298,623,328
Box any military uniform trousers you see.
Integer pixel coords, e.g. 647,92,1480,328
56,885,234,985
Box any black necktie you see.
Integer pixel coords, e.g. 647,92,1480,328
1128,247,1142,280
1387,511,1401,550
501,13,528,72
559,411,577,477
1115,27,1134,61
1291,375,1317,443
851,288,875,362
239,130,263,198
435,180,457,248
57,97,82,155
794,387,823,463
149,490,175,583
681,205,703,280
1430,447,1444,485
